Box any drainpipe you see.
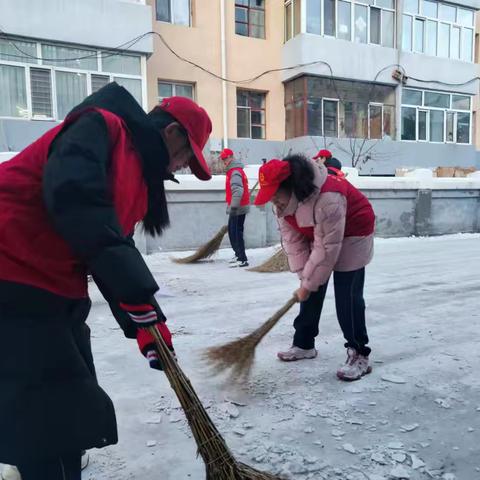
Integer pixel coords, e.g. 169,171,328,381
220,0,228,148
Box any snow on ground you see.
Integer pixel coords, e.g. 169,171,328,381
15,235,480,479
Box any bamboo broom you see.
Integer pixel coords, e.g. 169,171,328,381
147,326,284,479
247,249,289,273
204,296,298,381
172,181,259,264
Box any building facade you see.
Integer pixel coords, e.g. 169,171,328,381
0,0,152,151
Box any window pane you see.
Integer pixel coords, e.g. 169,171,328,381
91,74,110,93
236,22,249,36
446,111,455,142
0,65,27,117
236,0,249,5
237,107,251,137
376,0,394,8
426,20,437,56
323,100,338,137
30,68,52,118
251,9,265,26
173,0,190,26
404,0,418,14
418,110,427,141
102,54,141,75
306,0,322,34
401,107,416,140
370,8,381,45
438,23,450,58
41,44,97,71
324,0,336,36
423,0,437,18
456,112,470,143
457,8,474,27
250,0,265,7
251,125,265,139
175,83,193,99
114,77,142,105
249,92,265,108
338,1,351,41
415,19,424,52
341,101,354,137
430,109,444,142
402,88,422,105
382,10,394,47
451,26,460,60
439,3,456,22
461,28,473,62
294,0,301,35
156,0,171,22
251,109,265,125
158,82,173,99
307,98,322,135
56,71,87,120
354,5,368,43
235,6,248,22
285,2,293,40
383,105,394,138
424,91,449,108
402,15,413,51
237,90,249,106
0,38,37,64
452,95,470,110
369,105,382,139
251,25,265,38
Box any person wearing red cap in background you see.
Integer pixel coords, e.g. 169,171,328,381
220,148,250,267
254,155,375,381
313,148,332,165
0,82,212,480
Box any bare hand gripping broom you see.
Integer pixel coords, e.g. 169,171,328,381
147,325,284,479
172,181,259,264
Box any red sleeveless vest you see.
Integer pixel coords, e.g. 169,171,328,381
225,168,250,206
0,108,148,299
285,175,374,239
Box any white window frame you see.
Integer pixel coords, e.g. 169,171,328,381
155,0,192,26
402,1,475,62
322,97,340,137
157,80,195,102
0,37,145,121
401,87,472,144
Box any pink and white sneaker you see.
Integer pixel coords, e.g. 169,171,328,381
336,348,372,381
277,346,317,362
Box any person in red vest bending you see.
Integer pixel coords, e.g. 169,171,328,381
0,82,212,479
220,148,250,267
254,155,375,381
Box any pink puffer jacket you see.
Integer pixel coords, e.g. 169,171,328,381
277,163,374,292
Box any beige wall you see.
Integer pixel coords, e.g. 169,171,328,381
146,0,285,142
474,12,480,150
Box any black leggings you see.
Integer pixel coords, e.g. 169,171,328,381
17,452,81,480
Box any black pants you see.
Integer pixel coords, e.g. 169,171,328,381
228,214,247,262
293,268,371,356
17,452,81,480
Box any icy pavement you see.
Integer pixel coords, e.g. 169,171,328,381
8,234,480,479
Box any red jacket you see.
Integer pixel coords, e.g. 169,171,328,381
0,108,148,299
225,167,249,206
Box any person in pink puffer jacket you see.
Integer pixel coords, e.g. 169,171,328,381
254,154,375,381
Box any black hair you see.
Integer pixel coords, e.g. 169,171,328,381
280,153,317,202
139,107,180,236
324,157,342,170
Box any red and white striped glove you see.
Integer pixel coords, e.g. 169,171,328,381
120,303,174,370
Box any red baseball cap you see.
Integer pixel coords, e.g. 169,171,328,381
254,159,291,206
313,149,332,160
220,148,234,160
156,96,212,181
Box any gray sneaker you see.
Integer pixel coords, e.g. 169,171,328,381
336,348,372,381
277,346,318,362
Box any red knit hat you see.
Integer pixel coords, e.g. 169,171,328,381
313,149,332,160
254,159,291,206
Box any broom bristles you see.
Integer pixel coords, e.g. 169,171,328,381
204,296,297,380
173,225,228,264
248,249,289,273
147,326,285,479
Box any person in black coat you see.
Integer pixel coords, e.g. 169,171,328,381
0,83,212,480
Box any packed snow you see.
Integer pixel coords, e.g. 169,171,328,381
4,234,480,479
